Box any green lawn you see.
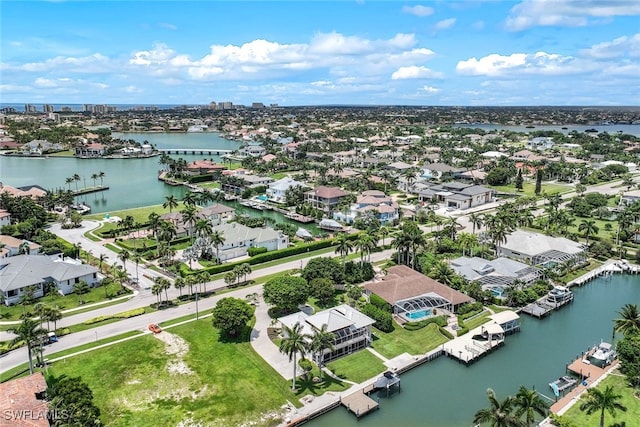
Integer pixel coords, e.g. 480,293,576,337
198,182,221,189
46,319,300,427
86,202,186,224
559,373,640,426
490,182,572,197
327,350,386,383
0,282,130,321
371,322,450,359
462,311,492,330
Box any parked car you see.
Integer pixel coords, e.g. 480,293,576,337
148,324,162,334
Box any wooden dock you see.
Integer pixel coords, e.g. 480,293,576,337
341,389,379,418
72,185,109,196
521,294,573,318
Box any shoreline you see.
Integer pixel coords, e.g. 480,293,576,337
282,267,639,426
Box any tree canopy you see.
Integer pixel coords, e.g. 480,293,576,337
263,275,309,314
211,297,254,338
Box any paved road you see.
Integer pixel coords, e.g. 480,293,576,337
0,247,395,374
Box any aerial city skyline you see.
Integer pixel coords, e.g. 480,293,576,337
1,0,639,106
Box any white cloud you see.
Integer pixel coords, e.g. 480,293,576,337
422,85,440,94
125,85,142,93
456,51,584,76
472,20,485,30
434,18,456,31
391,66,444,80
506,0,640,31
129,43,178,65
9,53,111,73
581,34,640,59
158,22,177,30
402,5,434,17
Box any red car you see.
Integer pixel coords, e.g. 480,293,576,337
148,324,162,334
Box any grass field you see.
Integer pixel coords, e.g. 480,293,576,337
86,202,186,226
371,322,450,359
490,182,572,197
560,373,640,426
327,350,386,383
47,319,297,427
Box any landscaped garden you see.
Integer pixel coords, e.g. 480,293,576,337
371,322,450,359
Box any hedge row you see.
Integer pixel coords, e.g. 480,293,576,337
369,294,393,313
84,308,146,325
439,326,454,339
248,247,268,256
459,308,485,321
403,315,448,331
361,303,393,332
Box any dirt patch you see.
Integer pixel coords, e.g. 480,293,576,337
153,331,193,375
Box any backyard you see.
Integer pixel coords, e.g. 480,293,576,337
371,322,450,360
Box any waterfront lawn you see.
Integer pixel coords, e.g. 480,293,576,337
560,373,640,426
561,259,603,284
371,322,449,360
47,319,297,427
327,350,386,383
198,182,220,190
462,311,492,330
86,202,186,225
489,182,572,197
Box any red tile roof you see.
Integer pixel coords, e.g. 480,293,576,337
0,372,49,427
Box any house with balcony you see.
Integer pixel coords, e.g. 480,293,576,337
304,186,349,215
266,177,308,204
198,203,236,226
278,304,375,364
333,190,399,225
74,142,106,157
0,254,100,306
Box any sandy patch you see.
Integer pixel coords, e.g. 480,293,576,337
153,331,194,375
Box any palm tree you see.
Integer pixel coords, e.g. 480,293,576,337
163,194,179,213
210,230,225,264
10,318,45,374
334,232,353,266
118,249,130,271
131,253,142,284
90,173,98,188
579,385,627,427
98,171,105,186
239,263,252,284
514,386,548,427
151,282,163,307
355,233,375,264
65,177,74,191
614,303,640,337
194,218,213,238
458,232,478,257
378,225,390,246
469,212,484,235
473,388,525,427
578,219,599,247
310,324,335,381
182,191,199,207
45,306,62,332
174,277,186,297
279,322,310,390
181,204,198,243
98,253,107,273
72,173,81,191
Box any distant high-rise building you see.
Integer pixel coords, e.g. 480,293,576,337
209,102,218,110
218,101,234,110
83,104,94,113
42,104,54,113
251,102,265,109
24,104,36,113
60,107,72,112
48,112,60,121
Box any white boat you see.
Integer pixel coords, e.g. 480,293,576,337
71,202,91,215
590,341,616,366
547,286,573,304
549,375,578,393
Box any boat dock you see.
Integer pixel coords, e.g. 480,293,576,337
566,259,639,287
340,387,379,418
72,185,109,196
158,148,233,155
521,293,573,318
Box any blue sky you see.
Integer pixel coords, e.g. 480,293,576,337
1,1,639,106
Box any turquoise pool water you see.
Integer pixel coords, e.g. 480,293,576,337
256,195,268,201
406,309,431,320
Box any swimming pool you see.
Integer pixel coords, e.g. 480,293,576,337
255,195,268,201
405,309,431,320
491,287,505,297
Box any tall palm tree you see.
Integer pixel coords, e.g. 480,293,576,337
65,177,74,191
98,171,105,186
579,385,627,427
72,173,81,191
10,318,45,374
578,219,599,247
118,249,130,271
90,173,99,188
514,386,548,427
469,212,484,235
98,253,107,273
458,232,478,257
355,233,375,264
279,322,310,390
181,204,198,243
378,225,390,246
334,233,353,266
131,253,142,284
163,194,179,213
210,230,225,264
194,218,213,238
174,276,186,297
614,303,640,337
310,324,335,381
182,191,199,207
473,388,525,427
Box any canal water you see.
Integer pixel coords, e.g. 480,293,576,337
0,132,320,234
307,274,639,427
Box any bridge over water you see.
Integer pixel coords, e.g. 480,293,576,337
158,148,234,155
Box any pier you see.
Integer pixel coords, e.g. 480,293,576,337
72,185,109,196
521,294,573,319
158,148,234,155
340,388,379,418
566,259,638,287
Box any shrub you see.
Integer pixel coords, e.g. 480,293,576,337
457,302,483,316
438,326,454,339
456,327,469,337
83,308,145,325
248,247,268,257
403,315,448,331
369,293,393,313
361,303,393,332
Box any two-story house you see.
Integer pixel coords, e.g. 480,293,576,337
211,222,289,262
0,235,41,258
333,190,399,225
266,177,308,204
304,186,349,215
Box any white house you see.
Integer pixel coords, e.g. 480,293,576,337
620,189,640,207
498,230,587,267
0,255,100,305
450,256,541,294
333,190,399,225
278,304,375,363
212,222,288,261
198,203,235,226
0,209,11,228
266,177,307,204
0,235,41,258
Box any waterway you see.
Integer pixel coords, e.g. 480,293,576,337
0,132,320,234
307,274,639,427
453,124,640,137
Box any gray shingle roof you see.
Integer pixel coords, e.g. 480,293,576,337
0,255,98,292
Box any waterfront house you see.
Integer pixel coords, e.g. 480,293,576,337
416,182,494,210
420,163,466,180
0,183,47,200
198,203,235,226
278,304,375,364
0,254,100,306
498,230,587,267
304,186,349,215
363,265,473,320
526,136,554,150
450,256,541,294
0,235,41,258
210,222,288,261
185,160,226,175
266,177,308,204
0,372,49,427
74,142,106,157
21,139,63,155
239,145,267,157
333,190,399,225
